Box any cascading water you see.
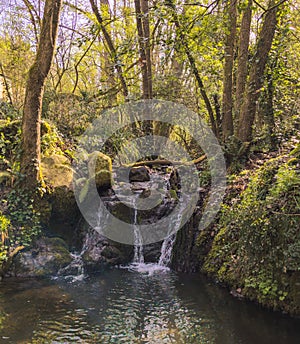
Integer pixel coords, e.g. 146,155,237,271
126,170,187,274
56,203,111,282
132,200,144,264
158,233,176,267
158,199,185,267
127,197,186,275
56,252,86,282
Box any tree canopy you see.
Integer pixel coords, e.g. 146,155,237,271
0,0,299,171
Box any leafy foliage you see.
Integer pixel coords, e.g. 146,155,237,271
203,146,300,314
0,188,42,274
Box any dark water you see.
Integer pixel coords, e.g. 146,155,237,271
0,269,300,343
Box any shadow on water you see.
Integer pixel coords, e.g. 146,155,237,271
0,269,300,343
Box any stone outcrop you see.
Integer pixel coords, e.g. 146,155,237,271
9,237,72,278
129,166,150,182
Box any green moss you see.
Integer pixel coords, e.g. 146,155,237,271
88,151,112,177
95,169,112,189
202,153,300,315
41,154,73,188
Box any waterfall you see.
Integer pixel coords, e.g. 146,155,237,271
56,203,110,282
158,233,176,267
132,204,144,264
158,200,185,267
57,252,86,282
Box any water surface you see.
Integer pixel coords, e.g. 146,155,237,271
0,269,299,343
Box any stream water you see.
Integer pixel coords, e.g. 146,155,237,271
0,269,300,344
1,171,300,343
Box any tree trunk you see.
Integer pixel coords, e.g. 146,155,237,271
21,0,62,190
221,0,237,141
235,0,252,123
90,0,129,99
134,0,152,99
141,0,153,99
237,0,278,143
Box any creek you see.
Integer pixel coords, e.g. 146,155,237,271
1,269,300,343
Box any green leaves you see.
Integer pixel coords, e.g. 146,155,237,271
203,151,300,313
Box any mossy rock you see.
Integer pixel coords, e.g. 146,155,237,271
169,189,179,201
36,198,53,226
81,151,113,192
88,151,112,177
108,201,132,223
101,245,124,261
78,178,90,203
41,154,73,188
50,186,79,225
201,154,300,316
78,172,112,204
10,237,72,278
289,272,300,315
95,169,112,190
41,154,79,225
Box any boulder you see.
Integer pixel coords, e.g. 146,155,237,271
10,237,72,278
81,230,131,273
143,242,162,262
41,154,79,231
129,166,150,182
41,154,73,188
88,151,112,190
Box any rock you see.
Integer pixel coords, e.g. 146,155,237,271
131,182,150,191
41,154,79,227
143,242,162,262
41,154,73,188
230,288,244,299
81,230,131,273
10,237,72,278
88,151,112,190
95,169,112,190
107,201,132,223
129,166,150,182
78,178,90,203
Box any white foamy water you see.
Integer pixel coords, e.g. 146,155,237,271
132,200,144,264
121,262,170,275
55,252,86,283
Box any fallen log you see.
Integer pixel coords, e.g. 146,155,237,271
121,154,207,167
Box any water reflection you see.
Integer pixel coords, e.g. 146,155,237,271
0,270,299,343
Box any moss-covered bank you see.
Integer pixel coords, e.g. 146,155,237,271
201,147,300,316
